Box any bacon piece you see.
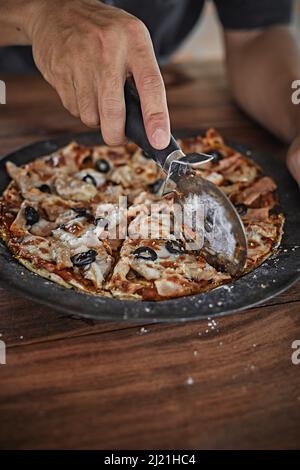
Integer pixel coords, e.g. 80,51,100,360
238,177,277,205
214,154,242,172
245,207,269,223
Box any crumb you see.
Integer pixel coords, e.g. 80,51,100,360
186,376,194,385
138,327,149,335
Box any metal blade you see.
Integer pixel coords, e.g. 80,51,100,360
158,149,247,275
174,172,247,276
161,152,213,196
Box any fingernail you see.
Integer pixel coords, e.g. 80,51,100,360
151,128,169,149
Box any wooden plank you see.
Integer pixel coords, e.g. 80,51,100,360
0,300,299,449
0,280,299,347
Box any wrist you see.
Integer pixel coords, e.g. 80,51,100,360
22,0,49,42
0,0,48,45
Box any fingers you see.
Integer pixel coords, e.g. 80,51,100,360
73,71,100,128
129,24,170,149
287,138,300,187
52,13,169,149
55,76,79,118
98,68,126,146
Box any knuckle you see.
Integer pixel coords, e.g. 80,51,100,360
101,97,124,120
98,25,119,45
140,73,163,93
101,71,123,90
80,109,99,127
145,110,166,125
77,93,92,112
126,16,147,35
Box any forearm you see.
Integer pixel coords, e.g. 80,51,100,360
225,26,300,143
0,0,43,46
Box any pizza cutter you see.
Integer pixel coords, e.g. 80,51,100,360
124,78,247,276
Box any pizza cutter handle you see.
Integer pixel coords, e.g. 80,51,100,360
124,78,180,169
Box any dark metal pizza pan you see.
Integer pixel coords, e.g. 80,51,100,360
0,131,299,322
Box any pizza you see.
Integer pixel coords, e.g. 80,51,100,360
0,129,284,301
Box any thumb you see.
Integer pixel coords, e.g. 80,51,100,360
287,136,300,187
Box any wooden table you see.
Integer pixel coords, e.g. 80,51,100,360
0,62,299,450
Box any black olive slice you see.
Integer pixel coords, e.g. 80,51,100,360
209,150,223,163
148,179,164,194
38,184,51,193
82,174,97,186
95,159,111,173
72,207,88,217
165,240,186,255
234,203,248,216
71,249,97,267
133,246,157,261
71,207,94,223
24,206,39,226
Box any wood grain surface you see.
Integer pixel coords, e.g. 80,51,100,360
0,62,299,450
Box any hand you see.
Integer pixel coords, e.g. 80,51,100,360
26,0,170,148
287,135,300,187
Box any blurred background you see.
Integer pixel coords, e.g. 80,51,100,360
173,0,300,63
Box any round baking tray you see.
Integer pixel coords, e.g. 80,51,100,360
0,131,299,322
